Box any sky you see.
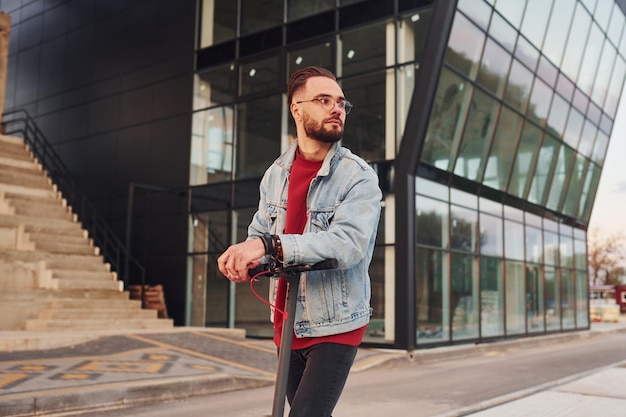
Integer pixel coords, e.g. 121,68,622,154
588,84,626,239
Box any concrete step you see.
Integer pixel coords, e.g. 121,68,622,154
36,308,158,320
29,231,91,246
47,298,142,309
0,171,51,190
24,317,174,331
11,205,75,221
0,163,45,178
52,269,115,281
54,276,122,291
0,215,83,236
0,183,58,199
0,143,32,161
4,190,63,205
34,240,98,255
0,249,108,271
0,154,40,170
0,288,129,301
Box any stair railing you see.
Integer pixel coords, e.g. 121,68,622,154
2,108,147,296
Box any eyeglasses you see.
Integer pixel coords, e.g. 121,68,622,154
296,97,353,114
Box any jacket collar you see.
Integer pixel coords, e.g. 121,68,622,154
275,141,344,177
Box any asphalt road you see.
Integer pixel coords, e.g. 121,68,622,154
76,332,626,417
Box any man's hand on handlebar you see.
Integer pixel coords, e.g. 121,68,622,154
217,238,265,283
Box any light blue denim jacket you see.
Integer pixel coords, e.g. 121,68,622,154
247,141,382,338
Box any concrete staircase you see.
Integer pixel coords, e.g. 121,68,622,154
0,134,173,334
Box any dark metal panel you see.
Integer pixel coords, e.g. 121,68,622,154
394,0,458,349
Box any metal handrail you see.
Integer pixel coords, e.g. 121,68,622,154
2,108,147,295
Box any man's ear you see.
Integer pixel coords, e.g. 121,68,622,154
290,102,302,121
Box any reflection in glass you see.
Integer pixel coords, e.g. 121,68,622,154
504,220,524,261
416,248,450,345
520,0,552,50
422,68,472,170
240,56,280,96
416,196,449,249
545,266,560,331
451,253,479,340
200,0,237,48
476,39,512,98
526,264,544,333
191,106,234,185
398,9,432,65
591,40,617,107
481,256,504,337
479,213,503,257
561,155,587,217
493,0,525,28
194,64,236,110
342,71,386,161
398,64,417,145
241,0,283,35
506,261,525,335
504,60,533,113
604,56,626,118
509,122,542,199
488,11,517,52
546,93,569,139
576,270,589,327
574,238,587,270
562,107,583,149
446,12,486,80
454,89,500,181
527,78,552,127
527,134,559,205
450,205,478,253
526,226,542,264
607,2,625,47
287,0,334,21
561,269,575,329
591,131,609,164
537,55,558,87
340,22,387,77
515,35,540,72
236,95,281,179
579,162,600,221
287,42,333,80
560,225,574,268
542,0,576,67
545,144,575,211
457,0,491,31
365,244,387,342
577,119,597,157
560,3,592,83
544,230,559,266
483,107,523,190
577,23,603,96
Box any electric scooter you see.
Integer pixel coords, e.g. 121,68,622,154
249,259,338,417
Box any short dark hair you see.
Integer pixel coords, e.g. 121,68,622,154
287,66,337,106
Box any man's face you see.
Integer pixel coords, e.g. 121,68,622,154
295,76,347,143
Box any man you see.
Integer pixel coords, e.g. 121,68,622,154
217,66,381,417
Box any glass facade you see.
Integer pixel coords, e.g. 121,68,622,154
191,0,625,349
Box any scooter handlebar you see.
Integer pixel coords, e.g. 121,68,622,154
248,259,338,278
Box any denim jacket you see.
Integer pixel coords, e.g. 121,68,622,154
247,141,382,338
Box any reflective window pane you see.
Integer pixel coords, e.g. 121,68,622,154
560,225,574,268
579,162,600,220
481,257,504,338
454,89,500,181
340,21,387,77
416,248,450,345
483,107,523,190
520,0,552,50
451,205,478,253
416,177,449,200
200,0,237,47
545,144,575,211
240,56,280,96
515,34,540,72
422,68,473,170
493,0,525,28
546,93,569,140
591,40,617,108
574,238,587,271
508,122,542,198
576,269,589,327
527,78,552,127
506,261,526,335
556,73,575,102
526,226,542,264
194,63,236,110
504,59,533,113
561,269,576,329
457,0,492,31
241,0,283,35
545,266,560,330
526,264,545,333
287,0,334,21
476,39,512,98
591,130,609,164
544,230,559,265
577,23,603,95
542,0,576,66
450,188,478,209
607,3,625,48
416,196,449,248
527,134,559,205
562,107,584,149
287,42,333,80
504,220,524,261
593,0,612,31
488,11,517,52
451,253,479,340
561,155,587,217
446,12,486,80
342,71,386,161
561,3,592,82
577,119,597,157
190,106,234,184
479,213,503,257
536,55,558,87
236,95,281,179
398,9,433,64
604,56,626,118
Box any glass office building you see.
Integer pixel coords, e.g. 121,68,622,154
4,0,626,350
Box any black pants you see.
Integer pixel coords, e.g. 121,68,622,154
285,343,358,417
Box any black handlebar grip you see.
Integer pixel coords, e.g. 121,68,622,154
248,264,271,278
308,259,338,271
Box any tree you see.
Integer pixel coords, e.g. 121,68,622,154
588,228,626,286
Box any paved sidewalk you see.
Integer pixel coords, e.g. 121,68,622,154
0,322,625,417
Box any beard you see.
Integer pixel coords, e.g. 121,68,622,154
303,113,343,143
